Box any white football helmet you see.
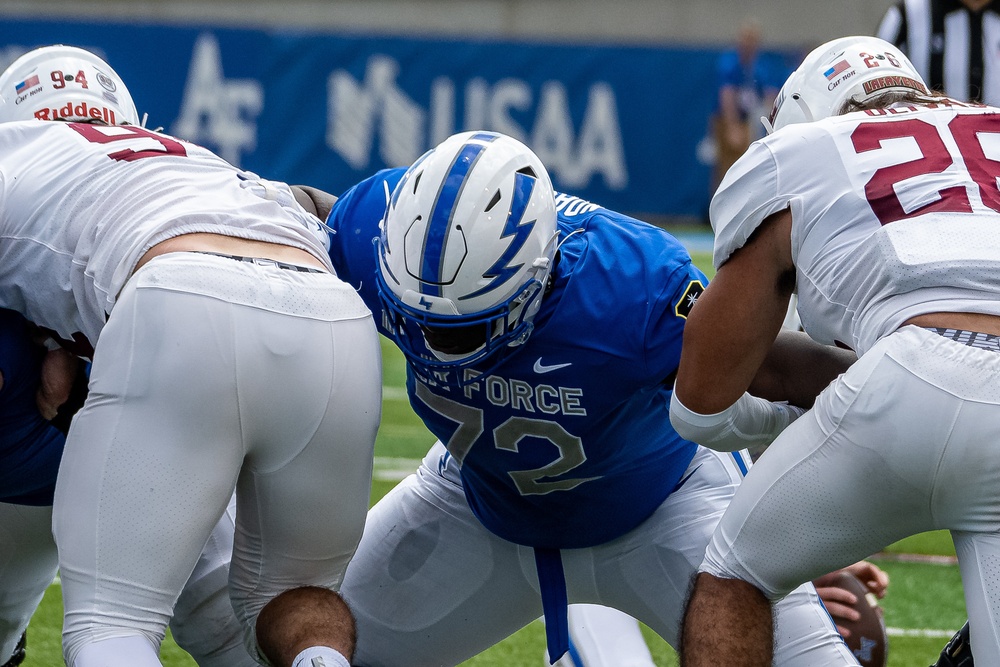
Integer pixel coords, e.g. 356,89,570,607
376,130,559,383
0,44,139,125
763,35,928,134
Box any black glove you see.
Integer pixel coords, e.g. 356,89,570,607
1,632,25,667
931,621,973,667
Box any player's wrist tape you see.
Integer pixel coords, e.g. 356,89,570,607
669,389,805,452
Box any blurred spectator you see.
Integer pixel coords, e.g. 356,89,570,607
877,0,1000,104
709,18,784,193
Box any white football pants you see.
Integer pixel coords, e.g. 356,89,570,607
701,325,1000,665
546,604,655,667
0,497,256,666
53,253,381,666
341,442,857,666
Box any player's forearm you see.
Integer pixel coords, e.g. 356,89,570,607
674,260,790,414
749,331,856,407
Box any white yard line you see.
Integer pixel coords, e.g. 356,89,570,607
886,627,956,638
873,552,959,565
40,576,965,640
373,456,422,481
382,386,408,400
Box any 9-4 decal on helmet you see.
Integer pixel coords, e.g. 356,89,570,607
674,280,705,319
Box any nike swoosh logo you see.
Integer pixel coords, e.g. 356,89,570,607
533,358,572,374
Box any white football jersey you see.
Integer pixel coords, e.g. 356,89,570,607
0,121,332,352
712,101,1000,355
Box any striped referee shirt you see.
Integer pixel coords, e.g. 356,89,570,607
877,0,1000,104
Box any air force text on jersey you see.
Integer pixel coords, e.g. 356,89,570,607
450,369,587,417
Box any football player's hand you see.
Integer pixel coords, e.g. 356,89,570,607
37,347,78,420
841,560,890,599
813,560,888,637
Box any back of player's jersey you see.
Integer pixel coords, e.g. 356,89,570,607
712,102,1000,354
0,121,331,350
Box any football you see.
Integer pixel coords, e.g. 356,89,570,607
827,571,888,667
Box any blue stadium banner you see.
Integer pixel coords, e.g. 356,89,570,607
0,20,791,219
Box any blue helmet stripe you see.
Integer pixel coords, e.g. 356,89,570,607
420,133,499,296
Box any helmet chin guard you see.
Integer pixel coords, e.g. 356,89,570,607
376,131,558,385
764,35,928,134
0,44,139,126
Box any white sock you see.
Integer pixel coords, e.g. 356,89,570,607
72,635,161,667
290,646,351,667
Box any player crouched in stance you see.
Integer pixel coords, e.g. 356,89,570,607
671,35,1000,666
312,130,860,666
0,45,381,667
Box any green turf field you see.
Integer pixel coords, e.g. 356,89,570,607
23,247,968,666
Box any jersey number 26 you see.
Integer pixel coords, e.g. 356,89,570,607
853,115,1000,224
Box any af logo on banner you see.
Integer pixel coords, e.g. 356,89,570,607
172,33,263,167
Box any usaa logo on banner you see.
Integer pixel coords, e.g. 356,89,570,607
171,33,628,192
325,54,628,191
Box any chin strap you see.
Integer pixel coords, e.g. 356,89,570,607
760,114,775,135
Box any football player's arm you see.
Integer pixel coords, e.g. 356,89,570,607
291,185,338,222
748,330,856,408
36,347,78,420
669,209,802,451
676,209,793,412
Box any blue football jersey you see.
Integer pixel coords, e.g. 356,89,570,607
328,170,707,548
0,308,65,505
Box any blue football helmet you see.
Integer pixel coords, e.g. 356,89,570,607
376,131,558,384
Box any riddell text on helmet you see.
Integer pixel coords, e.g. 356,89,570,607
33,102,117,125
